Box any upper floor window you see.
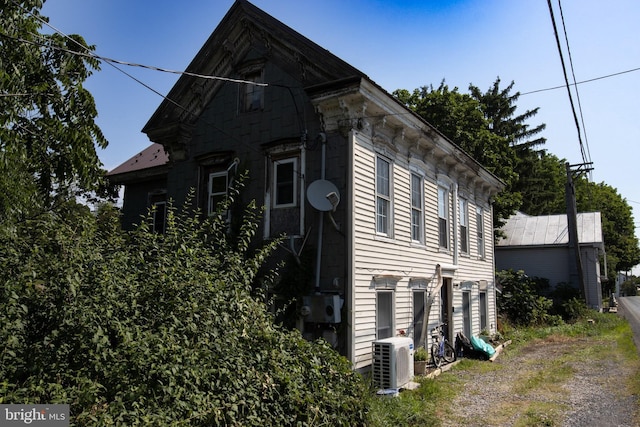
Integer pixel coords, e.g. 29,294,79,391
241,69,264,112
410,173,424,243
208,171,228,216
477,207,485,259
273,158,297,208
198,154,236,218
376,156,392,236
459,198,469,253
438,187,449,248
149,191,166,233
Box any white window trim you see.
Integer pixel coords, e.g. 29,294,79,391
479,290,488,331
410,172,424,243
459,198,469,253
413,289,427,347
207,171,229,216
376,290,395,340
438,186,450,249
375,155,393,237
272,157,298,209
476,206,485,259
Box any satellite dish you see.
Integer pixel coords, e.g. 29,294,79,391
307,179,340,212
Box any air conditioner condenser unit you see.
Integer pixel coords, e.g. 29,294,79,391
372,336,414,389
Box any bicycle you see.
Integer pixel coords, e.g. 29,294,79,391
430,323,456,368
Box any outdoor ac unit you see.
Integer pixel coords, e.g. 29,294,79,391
302,295,342,323
372,337,414,389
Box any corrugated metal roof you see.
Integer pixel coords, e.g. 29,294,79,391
107,143,169,176
497,211,603,248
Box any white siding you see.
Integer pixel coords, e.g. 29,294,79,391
350,133,499,370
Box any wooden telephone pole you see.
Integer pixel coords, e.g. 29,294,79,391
565,162,593,305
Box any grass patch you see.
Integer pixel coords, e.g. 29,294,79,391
367,377,455,427
514,359,574,395
366,312,640,426
513,402,565,427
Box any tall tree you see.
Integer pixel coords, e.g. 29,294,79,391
0,0,110,227
575,180,640,282
517,151,566,216
394,82,520,232
469,78,546,152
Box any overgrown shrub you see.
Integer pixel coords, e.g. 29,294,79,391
549,282,586,321
0,190,368,425
496,270,560,326
621,279,638,296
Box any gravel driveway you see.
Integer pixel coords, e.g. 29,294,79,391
440,336,638,427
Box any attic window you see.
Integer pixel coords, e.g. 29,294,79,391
241,69,264,112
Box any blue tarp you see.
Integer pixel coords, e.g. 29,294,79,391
470,335,496,357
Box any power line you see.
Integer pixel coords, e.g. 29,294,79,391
546,0,589,170
1,31,268,88
557,0,592,169
8,1,303,169
520,67,640,95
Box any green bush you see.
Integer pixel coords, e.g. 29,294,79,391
0,191,368,425
621,280,638,296
496,270,559,327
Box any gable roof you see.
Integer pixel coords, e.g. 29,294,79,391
107,143,169,183
112,0,503,195
142,0,366,142
496,211,604,249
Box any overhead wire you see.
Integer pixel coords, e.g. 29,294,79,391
10,0,313,181
10,0,634,178
557,0,592,170
520,67,640,95
546,0,589,168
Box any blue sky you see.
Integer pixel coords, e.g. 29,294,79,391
41,1,640,248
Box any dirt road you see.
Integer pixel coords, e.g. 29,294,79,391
441,334,639,426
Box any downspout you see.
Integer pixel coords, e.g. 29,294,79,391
314,134,327,292
452,183,459,266
490,203,498,334
347,130,355,366
300,142,306,238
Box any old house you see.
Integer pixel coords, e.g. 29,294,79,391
495,211,605,310
108,0,504,371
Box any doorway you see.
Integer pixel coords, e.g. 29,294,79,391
462,291,471,338
440,278,453,341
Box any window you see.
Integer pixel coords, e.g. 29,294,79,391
208,171,228,215
376,156,392,235
438,187,449,248
149,192,166,233
266,150,303,238
377,291,394,339
459,198,469,253
413,290,426,348
476,207,485,258
479,291,488,331
241,69,264,112
273,158,297,208
410,173,424,243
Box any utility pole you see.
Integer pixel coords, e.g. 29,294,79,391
565,162,593,306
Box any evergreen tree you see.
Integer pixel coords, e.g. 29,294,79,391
469,78,546,152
